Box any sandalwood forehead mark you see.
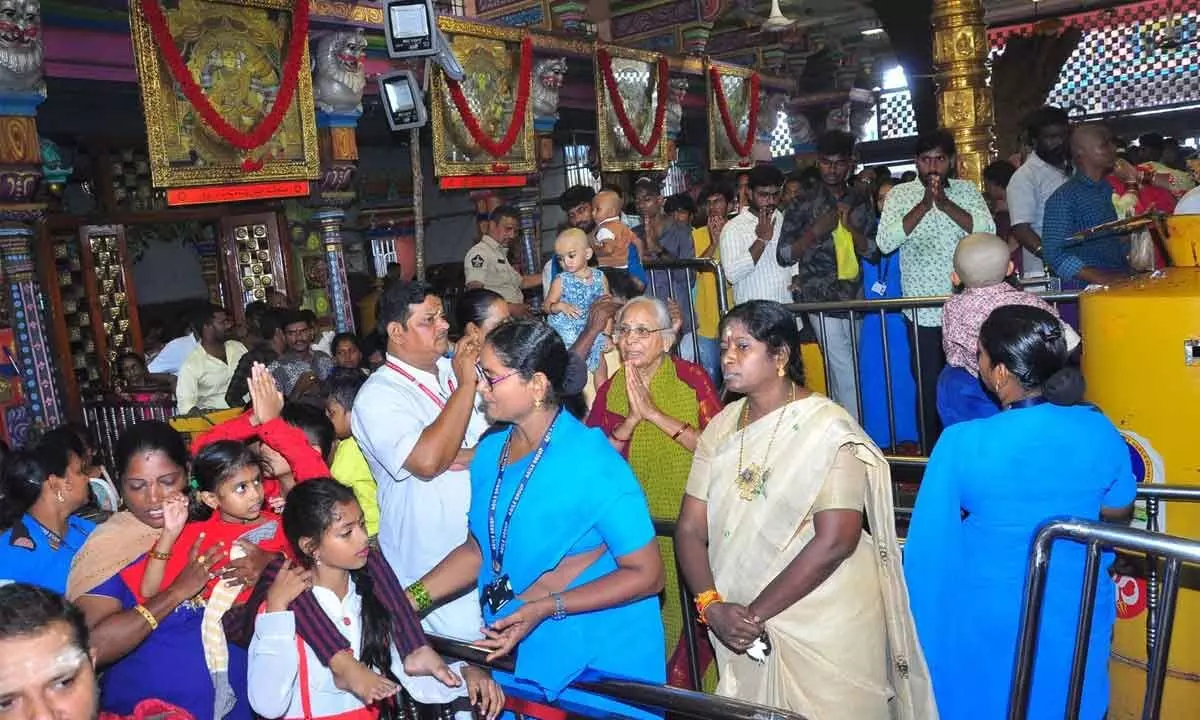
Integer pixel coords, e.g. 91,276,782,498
0,633,88,695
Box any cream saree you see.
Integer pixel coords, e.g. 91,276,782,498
685,395,937,719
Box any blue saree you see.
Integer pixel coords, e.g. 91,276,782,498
859,253,919,447
904,403,1135,719
468,413,666,719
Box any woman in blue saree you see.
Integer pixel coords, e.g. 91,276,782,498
904,305,1135,719
859,179,919,450
412,320,666,719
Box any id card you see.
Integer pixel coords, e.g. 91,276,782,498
871,281,887,296
481,574,515,614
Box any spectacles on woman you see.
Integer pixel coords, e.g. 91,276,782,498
612,325,668,341
476,363,519,390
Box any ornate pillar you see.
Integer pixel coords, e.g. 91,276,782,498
516,190,541,302
931,0,995,185
0,3,63,441
311,29,366,333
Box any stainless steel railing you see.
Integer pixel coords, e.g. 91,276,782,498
1007,518,1200,720
643,257,730,372
427,633,806,720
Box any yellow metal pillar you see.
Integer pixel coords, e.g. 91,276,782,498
931,0,995,185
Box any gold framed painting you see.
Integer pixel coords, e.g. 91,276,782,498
595,45,670,172
707,60,758,171
430,17,537,178
129,0,320,188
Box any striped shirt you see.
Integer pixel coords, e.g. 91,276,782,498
719,208,796,306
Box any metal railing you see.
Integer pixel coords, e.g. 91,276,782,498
785,291,1080,464
82,398,175,469
427,633,806,720
643,258,730,372
1007,518,1200,720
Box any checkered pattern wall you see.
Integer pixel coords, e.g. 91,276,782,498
990,1,1200,117
878,90,917,140
770,110,793,158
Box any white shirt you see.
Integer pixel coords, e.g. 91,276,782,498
718,208,796,306
1007,152,1069,276
147,333,199,375
248,578,468,720
350,354,489,642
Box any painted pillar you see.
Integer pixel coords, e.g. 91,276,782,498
931,0,995,185
312,109,360,334
0,77,63,440
0,226,64,438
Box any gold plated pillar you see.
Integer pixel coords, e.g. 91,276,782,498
931,0,995,185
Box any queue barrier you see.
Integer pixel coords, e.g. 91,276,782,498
1007,518,1200,720
82,399,241,470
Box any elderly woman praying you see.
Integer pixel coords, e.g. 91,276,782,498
585,295,721,688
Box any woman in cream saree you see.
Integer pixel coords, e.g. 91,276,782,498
675,300,936,719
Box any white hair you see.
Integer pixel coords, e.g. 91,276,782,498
616,296,676,349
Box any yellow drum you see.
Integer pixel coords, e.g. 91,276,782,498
1083,222,1200,717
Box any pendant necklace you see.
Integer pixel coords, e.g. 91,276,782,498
734,382,795,501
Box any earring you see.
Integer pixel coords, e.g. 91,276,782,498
777,365,786,377
313,555,321,567
56,490,65,503
534,397,544,409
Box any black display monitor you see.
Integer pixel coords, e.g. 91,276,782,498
378,70,428,131
385,0,437,58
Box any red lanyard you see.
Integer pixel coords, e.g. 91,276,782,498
386,361,455,409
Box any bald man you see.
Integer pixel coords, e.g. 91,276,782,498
938,232,1081,426
1041,123,1132,289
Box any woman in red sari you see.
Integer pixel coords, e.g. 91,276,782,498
584,296,721,690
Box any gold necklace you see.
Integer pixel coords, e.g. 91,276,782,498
734,383,795,502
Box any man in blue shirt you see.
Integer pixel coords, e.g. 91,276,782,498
1041,123,1132,288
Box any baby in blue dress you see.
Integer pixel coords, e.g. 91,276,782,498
546,228,610,370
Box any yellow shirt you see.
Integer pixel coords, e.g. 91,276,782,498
691,227,733,339
175,341,248,414
330,437,380,537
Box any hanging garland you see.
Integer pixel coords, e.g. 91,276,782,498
140,0,310,172
444,35,533,159
597,47,669,157
709,66,761,159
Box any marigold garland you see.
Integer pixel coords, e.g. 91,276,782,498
597,47,669,158
140,0,310,165
444,36,533,159
710,66,761,159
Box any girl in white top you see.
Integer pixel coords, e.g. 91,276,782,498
248,479,505,720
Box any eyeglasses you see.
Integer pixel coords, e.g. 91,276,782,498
476,363,518,390
612,325,668,341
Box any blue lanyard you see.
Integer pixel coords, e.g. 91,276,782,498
487,411,561,573
1006,395,1048,411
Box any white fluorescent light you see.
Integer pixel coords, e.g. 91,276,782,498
862,27,886,36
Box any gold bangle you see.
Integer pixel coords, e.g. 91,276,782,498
133,604,158,631
671,424,689,440
149,550,170,561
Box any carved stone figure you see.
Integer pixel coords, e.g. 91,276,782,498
665,77,688,139
532,56,567,120
314,28,367,115
0,0,44,95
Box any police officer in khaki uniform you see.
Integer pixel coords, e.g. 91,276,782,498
464,205,541,308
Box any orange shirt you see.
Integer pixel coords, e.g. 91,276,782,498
593,218,637,268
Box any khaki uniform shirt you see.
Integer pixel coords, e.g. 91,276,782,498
464,235,523,303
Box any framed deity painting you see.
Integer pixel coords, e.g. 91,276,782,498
707,60,760,171
129,0,320,188
429,17,536,178
595,45,670,172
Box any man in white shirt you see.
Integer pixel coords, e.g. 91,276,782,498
147,329,198,375
175,305,247,414
719,164,796,306
350,280,490,651
1006,106,1071,275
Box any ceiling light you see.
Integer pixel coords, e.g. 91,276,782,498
862,27,886,36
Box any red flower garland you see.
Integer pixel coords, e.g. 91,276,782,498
597,47,669,158
710,66,761,159
140,0,310,159
444,36,533,159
